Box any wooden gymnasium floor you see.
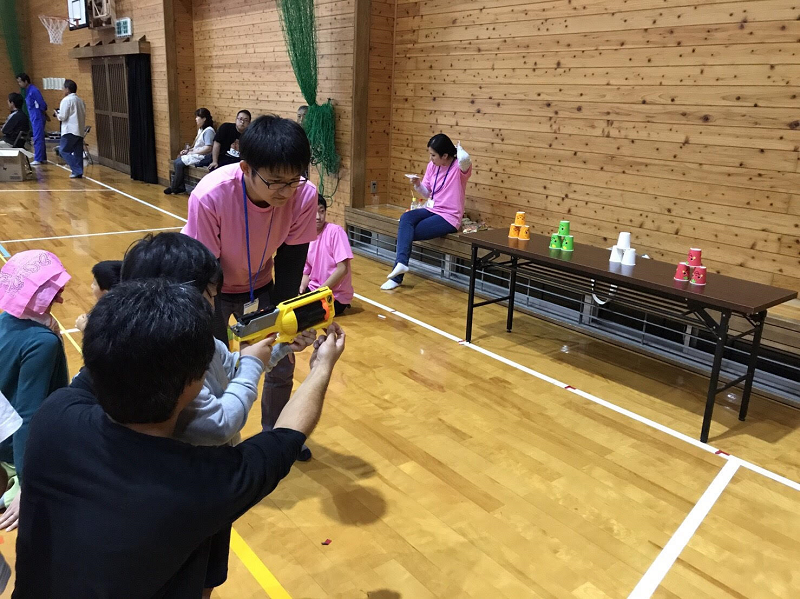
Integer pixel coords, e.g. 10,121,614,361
1,162,799,599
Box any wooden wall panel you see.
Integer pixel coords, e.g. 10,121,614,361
22,0,174,182
390,0,800,292
365,0,396,203
175,0,198,148
192,0,356,224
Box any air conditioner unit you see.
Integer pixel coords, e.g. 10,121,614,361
115,17,132,37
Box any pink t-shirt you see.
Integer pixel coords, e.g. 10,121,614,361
304,223,354,304
182,163,318,294
421,160,472,229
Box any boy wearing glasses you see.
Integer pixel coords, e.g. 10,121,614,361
183,115,318,460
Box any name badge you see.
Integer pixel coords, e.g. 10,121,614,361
243,299,259,315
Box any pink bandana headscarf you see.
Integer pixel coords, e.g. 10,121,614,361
0,250,71,319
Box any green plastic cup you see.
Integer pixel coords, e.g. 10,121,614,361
561,235,574,251
549,233,561,249
558,220,570,236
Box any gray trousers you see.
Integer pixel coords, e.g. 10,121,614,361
213,283,294,431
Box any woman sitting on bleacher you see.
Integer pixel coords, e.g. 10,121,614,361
164,108,215,195
382,134,472,290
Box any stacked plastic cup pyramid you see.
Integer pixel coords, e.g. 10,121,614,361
508,212,530,240
549,220,573,251
675,247,706,285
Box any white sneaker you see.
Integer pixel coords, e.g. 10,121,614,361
381,280,400,290
30,160,43,166
387,263,409,279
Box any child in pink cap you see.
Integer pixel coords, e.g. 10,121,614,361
0,249,71,531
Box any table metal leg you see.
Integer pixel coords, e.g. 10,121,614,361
466,244,478,343
738,310,767,421
701,310,730,443
507,256,518,332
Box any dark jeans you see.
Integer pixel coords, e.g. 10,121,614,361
59,133,84,176
213,282,294,431
170,155,212,191
392,209,457,283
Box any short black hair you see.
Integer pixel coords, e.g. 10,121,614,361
121,232,223,294
16,73,30,84
83,279,215,424
240,115,311,176
91,260,122,291
195,107,213,130
317,193,328,208
237,110,252,120
64,79,77,94
8,93,23,110
428,133,457,159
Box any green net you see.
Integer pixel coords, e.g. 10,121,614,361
1,0,26,78
276,0,341,198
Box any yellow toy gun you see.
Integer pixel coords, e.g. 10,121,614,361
229,287,335,345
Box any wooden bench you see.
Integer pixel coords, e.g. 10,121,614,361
168,163,208,192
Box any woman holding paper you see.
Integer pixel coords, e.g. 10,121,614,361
382,134,472,290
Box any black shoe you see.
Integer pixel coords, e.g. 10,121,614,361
298,446,312,462
164,187,173,194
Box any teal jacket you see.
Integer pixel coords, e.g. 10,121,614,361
0,312,69,476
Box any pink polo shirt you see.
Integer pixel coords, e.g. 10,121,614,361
182,163,318,294
422,160,472,229
304,223,354,304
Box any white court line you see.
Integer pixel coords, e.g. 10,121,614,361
0,189,103,192
1,226,182,244
62,328,80,335
354,292,800,490
49,163,188,223
628,458,741,598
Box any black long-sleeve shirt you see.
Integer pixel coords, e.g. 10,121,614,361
1,110,29,147
13,387,305,598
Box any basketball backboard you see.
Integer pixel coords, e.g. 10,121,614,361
68,0,88,30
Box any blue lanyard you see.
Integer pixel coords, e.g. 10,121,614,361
430,158,454,201
242,175,274,303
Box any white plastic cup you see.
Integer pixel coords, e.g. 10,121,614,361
622,248,636,266
617,232,632,250
609,245,624,263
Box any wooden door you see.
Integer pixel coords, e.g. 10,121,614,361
91,57,130,173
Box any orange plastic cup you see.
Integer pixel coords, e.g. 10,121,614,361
518,225,530,240
514,212,526,226
508,224,521,238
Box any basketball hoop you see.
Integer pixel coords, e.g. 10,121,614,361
39,15,70,45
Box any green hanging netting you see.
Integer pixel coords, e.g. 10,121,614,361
276,0,340,198
1,0,26,79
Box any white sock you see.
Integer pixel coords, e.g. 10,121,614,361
387,263,409,279
381,279,400,290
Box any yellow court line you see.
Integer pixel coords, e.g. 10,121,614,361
230,528,293,599
0,252,289,598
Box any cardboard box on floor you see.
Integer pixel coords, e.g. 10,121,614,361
0,149,33,182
